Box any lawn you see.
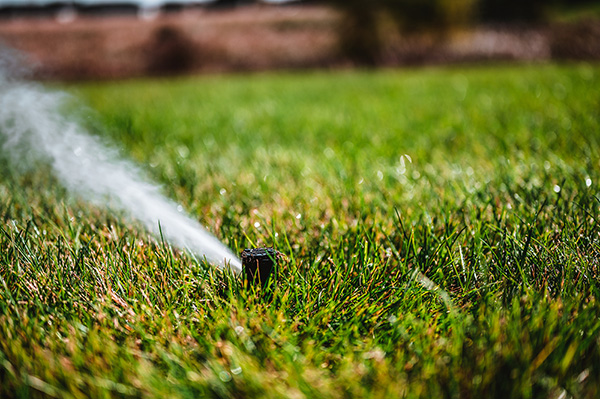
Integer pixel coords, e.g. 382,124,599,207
1,64,599,398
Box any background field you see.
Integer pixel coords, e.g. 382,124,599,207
1,64,600,398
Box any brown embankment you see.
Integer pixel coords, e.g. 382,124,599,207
0,4,599,81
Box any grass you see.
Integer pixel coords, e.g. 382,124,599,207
1,63,600,398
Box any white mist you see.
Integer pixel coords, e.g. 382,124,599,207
0,65,242,272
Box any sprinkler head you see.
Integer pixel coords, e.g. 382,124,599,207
241,247,277,288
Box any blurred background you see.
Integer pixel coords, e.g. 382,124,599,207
0,0,599,80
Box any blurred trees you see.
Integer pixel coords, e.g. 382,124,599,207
479,0,545,23
329,0,474,65
146,25,196,75
328,0,599,64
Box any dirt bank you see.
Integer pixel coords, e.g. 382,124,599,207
0,4,598,80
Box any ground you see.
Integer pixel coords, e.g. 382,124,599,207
1,64,599,398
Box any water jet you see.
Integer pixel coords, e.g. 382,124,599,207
0,52,242,272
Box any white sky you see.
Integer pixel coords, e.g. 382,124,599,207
0,0,216,7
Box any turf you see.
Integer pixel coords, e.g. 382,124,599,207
1,64,600,398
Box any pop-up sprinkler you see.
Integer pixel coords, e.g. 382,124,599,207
241,247,278,288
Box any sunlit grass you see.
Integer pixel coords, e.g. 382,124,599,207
1,64,600,398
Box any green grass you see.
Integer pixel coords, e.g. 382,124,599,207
1,64,600,398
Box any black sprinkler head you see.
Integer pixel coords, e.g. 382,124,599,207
241,247,278,288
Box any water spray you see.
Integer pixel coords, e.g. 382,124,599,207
0,52,241,272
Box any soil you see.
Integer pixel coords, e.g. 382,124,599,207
0,4,598,81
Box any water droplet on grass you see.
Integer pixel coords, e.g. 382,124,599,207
219,371,232,382
553,185,561,193
177,145,189,158
586,178,592,187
